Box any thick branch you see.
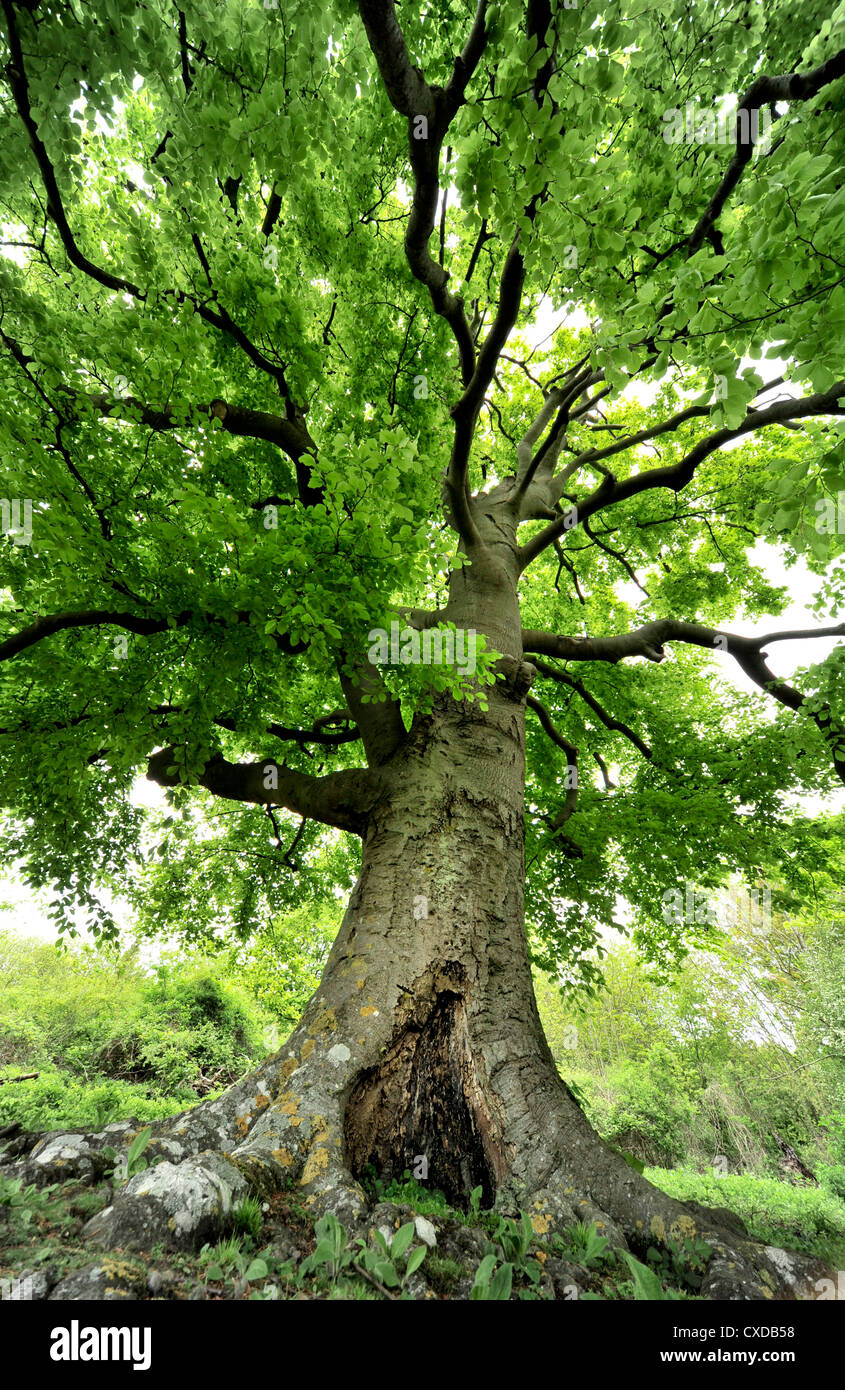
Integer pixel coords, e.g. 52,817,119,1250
356,0,482,389
87,394,313,464
339,660,407,766
146,748,378,835
525,620,845,782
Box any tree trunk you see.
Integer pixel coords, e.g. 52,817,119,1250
0,574,833,1298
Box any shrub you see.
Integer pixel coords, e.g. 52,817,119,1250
0,1069,190,1131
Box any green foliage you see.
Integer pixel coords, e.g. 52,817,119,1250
641,1235,713,1294
0,0,839,995
198,1235,270,1286
298,1211,427,1296
360,1221,428,1292
470,1254,514,1301
232,1194,263,1240
647,1167,845,1266
298,1212,355,1287
537,892,845,1178
365,1169,452,1219
0,1070,183,1133
0,1174,55,1229
558,1220,611,1269
484,1210,543,1287
619,1251,671,1302
818,1165,845,1203
126,1127,153,1177
0,931,278,1129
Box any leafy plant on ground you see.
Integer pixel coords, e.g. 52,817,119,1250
647,1167,845,1266
102,1126,155,1188
198,1234,272,1288
557,1219,612,1268
486,1210,544,1288
357,1220,428,1294
366,1169,453,1219
470,1254,514,1301
642,1235,713,1293
0,1174,56,1229
298,1212,354,1288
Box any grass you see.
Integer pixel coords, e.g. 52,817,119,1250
646,1165,845,1267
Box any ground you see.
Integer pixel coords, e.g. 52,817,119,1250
0,1149,836,1302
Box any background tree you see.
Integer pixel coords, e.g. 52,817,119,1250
1,0,844,1298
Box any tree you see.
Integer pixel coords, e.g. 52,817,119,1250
1,0,844,1299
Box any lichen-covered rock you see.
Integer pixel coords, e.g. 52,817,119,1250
49,1259,146,1301
83,1151,250,1252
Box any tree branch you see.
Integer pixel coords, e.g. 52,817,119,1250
146,748,379,835
529,659,653,761
0,608,305,663
524,620,845,782
687,50,845,258
525,692,578,828
519,379,845,568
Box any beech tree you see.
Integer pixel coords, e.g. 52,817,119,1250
1,0,844,1299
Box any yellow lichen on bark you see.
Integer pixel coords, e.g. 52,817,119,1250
311,1007,337,1033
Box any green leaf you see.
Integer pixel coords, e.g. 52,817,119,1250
620,1251,667,1300
391,1221,415,1259
405,1245,427,1277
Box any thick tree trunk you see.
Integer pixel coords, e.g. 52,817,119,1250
0,570,833,1298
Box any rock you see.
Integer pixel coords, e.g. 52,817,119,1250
443,1223,489,1262
413,1215,437,1248
1,1267,56,1300
49,1259,146,1301
544,1256,589,1300
146,1270,164,1295
367,1201,417,1245
267,1224,299,1263
83,1152,250,1251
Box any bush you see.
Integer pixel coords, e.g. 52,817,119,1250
0,1069,190,1132
818,1165,845,1203
0,932,276,1131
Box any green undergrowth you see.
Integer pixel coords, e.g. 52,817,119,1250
0,1160,837,1301
647,1166,845,1267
